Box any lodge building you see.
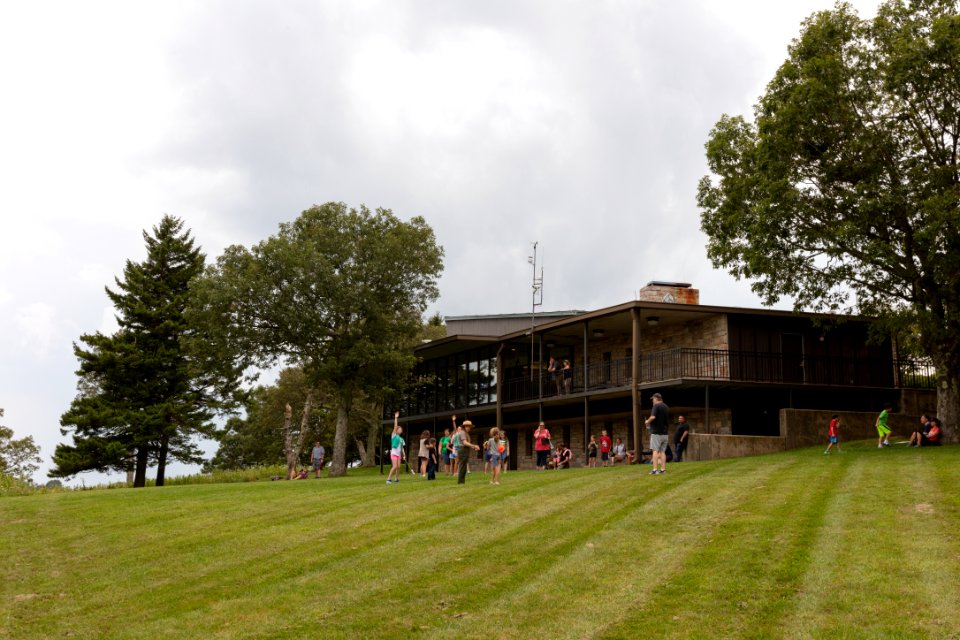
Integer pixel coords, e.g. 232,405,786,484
391,282,935,467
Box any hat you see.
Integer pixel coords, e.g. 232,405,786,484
462,420,473,427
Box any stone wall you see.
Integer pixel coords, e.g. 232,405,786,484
687,433,787,461
780,408,920,450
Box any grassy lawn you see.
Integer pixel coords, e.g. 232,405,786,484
3,441,959,640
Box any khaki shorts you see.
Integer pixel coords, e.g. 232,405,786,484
650,433,670,453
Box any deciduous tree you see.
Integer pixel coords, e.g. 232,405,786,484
188,203,443,476
0,409,42,481
698,0,960,440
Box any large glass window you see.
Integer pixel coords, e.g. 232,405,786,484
468,360,480,406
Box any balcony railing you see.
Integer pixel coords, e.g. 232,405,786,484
501,348,935,404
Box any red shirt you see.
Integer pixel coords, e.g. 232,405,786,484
534,428,551,451
828,419,839,437
599,435,612,453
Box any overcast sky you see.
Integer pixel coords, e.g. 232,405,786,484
1,0,882,484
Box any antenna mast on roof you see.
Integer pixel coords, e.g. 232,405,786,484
529,242,544,381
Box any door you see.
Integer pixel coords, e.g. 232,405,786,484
781,333,805,383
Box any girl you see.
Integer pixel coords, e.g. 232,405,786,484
587,434,598,467
487,428,502,485
386,411,405,484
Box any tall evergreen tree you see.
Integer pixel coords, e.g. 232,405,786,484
52,216,232,486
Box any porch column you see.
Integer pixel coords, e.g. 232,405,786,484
632,307,642,461
496,344,504,429
583,321,589,452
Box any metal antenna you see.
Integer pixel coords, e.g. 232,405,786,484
529,242,544,381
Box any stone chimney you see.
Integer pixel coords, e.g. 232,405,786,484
638,281,699,305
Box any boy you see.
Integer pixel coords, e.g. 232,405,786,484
824,415,841,454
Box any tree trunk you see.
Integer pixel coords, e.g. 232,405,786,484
362,400,382,467
354,436,367,464
156,433,169,487
283,403,295,479
936,370,959,444
294,391,313,470
328,392,353,477
133,446,148,488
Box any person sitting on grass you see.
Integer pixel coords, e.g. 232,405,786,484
922,418,943,447
549,443,572,469
908,414,931,448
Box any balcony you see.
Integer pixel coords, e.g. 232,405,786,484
501,348,935,404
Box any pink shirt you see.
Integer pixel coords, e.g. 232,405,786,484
534,428,551,451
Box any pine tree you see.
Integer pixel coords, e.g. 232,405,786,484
52,216,228,486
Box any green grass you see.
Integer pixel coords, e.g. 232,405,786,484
3,442,959,640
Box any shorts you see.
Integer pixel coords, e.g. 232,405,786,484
828,436,838,444
600,452,609,461
450,450,458,460
390,454,402,461
311,459,324,471
442,451,451,464
588,450,597,458
484,451,492,463
877,424,891,437
488,453,501,465
650,433,669,453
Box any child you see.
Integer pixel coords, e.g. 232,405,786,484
876,403,893,448
824,414,841,454
426,438,439,480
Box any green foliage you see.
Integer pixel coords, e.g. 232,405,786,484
698,0,960,439
0,409,41,482
188,203,444,476
53,216,239,486
207,368,339,470
4,444,960,638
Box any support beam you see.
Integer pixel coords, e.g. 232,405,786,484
496,344,504,430
584,321,589,453
632,307,642,461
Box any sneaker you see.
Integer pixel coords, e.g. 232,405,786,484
824,450,830,454
649,469,658,475
386,480,392,484
883,440,890,446
878,443,883,448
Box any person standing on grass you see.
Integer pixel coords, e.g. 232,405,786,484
426,438,439,480
824,415,841,454
487,428,502,485
387,411,405,484
674,416,690,462
440,428,452,475
418,430,430,477
534,422,552,470
311,441,325,478
455,418,481,484
644,393,670,475
450,425,461,477
599,430,612,466
499,431,510,474
587,434,598,467
876,402,893,448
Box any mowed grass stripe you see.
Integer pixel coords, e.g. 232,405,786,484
595,452,844,639
4,446,960,640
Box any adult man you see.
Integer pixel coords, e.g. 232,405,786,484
644,393,670,475
673,416,689,462
310,441,325,478
454,417,481,484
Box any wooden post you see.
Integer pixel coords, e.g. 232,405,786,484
632,307,642,462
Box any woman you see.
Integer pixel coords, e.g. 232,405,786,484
487,427,502,485
587,434,598,468
534,422,552,470
562,359,573,394
386,411,405,484
418,430,431,477
612,437,629,465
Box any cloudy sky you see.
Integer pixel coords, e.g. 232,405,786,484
1,0,882,484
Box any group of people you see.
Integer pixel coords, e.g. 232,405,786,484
387,413,509,485
547,356,573,395
824,405,946,453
